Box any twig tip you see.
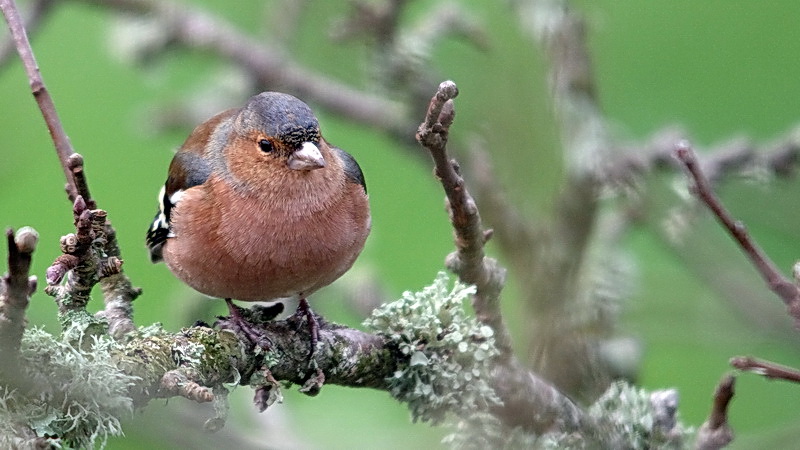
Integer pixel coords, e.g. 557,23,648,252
14,227,39,254
792,261,800,283
674,139,693,162
717,373,735,394
438,80,458,100
67,152,84,170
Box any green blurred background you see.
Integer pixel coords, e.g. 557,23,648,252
2,0,800,448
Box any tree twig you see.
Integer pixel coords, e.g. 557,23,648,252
608,126,800,188
0,0,52,71
67,153,95,209
730,356,800,384
0,227,38,371
45,197,105,316
674,141,800,326
3,0,140,339
416,80,511,357
695,375,735,450
78,0,414,142
0,0,77,199
416,81,588,434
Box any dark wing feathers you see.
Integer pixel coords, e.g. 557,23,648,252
146,151,211,262
332,146,366,194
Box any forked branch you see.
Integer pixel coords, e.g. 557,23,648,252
675,141,800,326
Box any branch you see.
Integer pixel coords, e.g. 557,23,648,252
331,0,408,48
77,0,414,142
695,375,735,450
0,227,38,372
0,0,52,71
467,146,541,273
608,126,800,188
416,81,588,434
416,80,511,356
43,197,140,339
45,197,103,314
500,1,620,402
675,141,800,326
2,313,396,447
0,0,77,199
730,356,800,384
2,0,140,339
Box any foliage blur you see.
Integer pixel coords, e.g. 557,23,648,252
2,0,800,448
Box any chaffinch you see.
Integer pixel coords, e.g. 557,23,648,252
146,92,370,342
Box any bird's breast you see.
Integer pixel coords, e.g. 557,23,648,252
163,177,369,301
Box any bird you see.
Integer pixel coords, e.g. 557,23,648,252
145,91,370,347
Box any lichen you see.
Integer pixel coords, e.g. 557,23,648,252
578,381,689,449
2,326,138,449
178,326,244,385
443,381,692,449
364,271,501,424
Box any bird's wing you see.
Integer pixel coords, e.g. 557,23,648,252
331,146,367,194
146,109,238,263
146,151,212,262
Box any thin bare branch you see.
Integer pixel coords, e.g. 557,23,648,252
67,153,96,209
675,141,800,326
609,125,800,188
79,0,413,142
730,356,800,384
331,0,409,48
416,81,587,434
468,147,540,272
416,80,511,356
0,0,52,71
695,375,735,450
0,0,77,199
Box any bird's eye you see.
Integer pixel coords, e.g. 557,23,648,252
258,139,273,153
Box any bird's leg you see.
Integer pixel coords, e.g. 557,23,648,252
297,298,325,393
297,298,319,354
225,298,271,349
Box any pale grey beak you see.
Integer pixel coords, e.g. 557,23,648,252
287,142,326,171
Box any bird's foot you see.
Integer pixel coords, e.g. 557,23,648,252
220,299,282,349
295,298,325,394
297,298,320,354
299,366,325,396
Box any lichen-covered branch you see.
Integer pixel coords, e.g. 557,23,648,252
43,195,140,339
67,155,140,338
45,197,101,312
675,141,800,326
2,0,140,339
0,306,398,448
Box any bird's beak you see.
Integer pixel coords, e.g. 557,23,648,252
288,142,326,171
